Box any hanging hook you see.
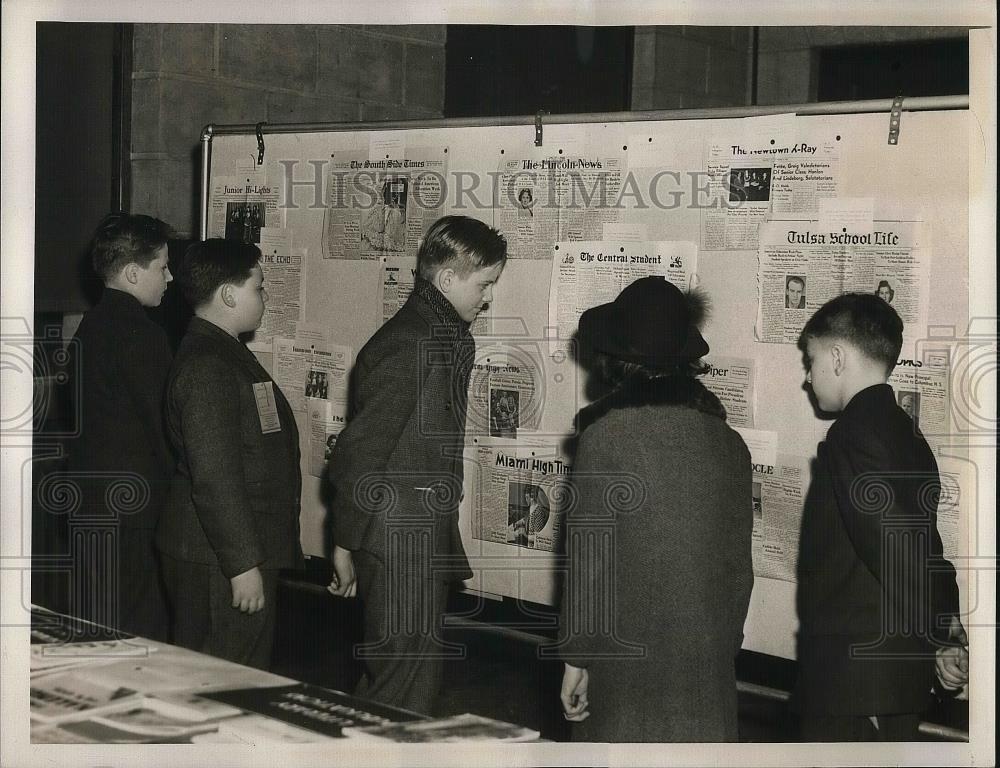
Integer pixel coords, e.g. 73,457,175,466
256,122,267,164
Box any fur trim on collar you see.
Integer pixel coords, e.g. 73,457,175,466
684,286,711,329
575,373,727,434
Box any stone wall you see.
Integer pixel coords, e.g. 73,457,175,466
631,25,969,111
131,24,969,235
631,26,752,110
130,24,447,237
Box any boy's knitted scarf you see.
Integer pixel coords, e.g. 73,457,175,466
411,276,476,406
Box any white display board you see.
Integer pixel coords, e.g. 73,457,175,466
204,107,973,659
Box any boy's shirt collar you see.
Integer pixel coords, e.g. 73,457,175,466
412,276,470,333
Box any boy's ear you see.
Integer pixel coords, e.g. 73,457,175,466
123,263,140,285
830,343,846,376
435,267,455,293
220,283,236,308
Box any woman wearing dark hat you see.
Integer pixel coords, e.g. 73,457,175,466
556,276,754,742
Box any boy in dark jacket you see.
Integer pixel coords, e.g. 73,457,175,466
326,216,507,712
156,239,302,669
68,213,174,641
795,293,969,741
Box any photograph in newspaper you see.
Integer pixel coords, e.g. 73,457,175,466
548,240,697,352
702,133,839,252
490,389,519,438
208,176,281,244
471,440,569,553
467,343,543,439
700,356,756,428
272,337,350,414
755,219,930,344
505,482,551,548
324,150,447,259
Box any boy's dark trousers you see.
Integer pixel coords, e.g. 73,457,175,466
351,548,451,715
160,554,278,671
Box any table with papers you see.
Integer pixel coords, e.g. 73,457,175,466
28,606,538,744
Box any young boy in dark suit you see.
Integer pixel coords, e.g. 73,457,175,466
326,216,507,713
68,213,174,641
156,239,303,669
795,293,969,741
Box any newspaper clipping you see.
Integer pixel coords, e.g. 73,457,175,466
380,255,417,325
471,440,569,552
736,428,805,583
272,337,350,415
555,155,625,242
307,397,348,478
756,219,929,344
701,136,839,251
548,240,697,351
888,356,951,453
247,229,303,350
701,356,756,428
497,157,561,259
467,343,543,439
378,254,485,334
324,150,447,259
935,462,966,565
496,155,625,259
208,176,282,244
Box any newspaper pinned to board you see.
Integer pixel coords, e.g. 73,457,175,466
755,219,930,344
701,122,840,252
272,337,350,415
548,239,697,353
246,229,303,352
701,356,757,428
208,172,282,245
467,342,544,439
735,428,807,583
323,150,447,260
471,439,570,553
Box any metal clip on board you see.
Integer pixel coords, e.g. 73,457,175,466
887,96,904,145
535,111,546,147
256,122,267,164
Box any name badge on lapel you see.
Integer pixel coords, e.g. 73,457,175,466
252,381,282,434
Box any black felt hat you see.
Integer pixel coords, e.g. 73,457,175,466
577,276,709,365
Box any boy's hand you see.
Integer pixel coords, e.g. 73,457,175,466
936,615,970,690
560,663,591,722
328,545,357,598
230,566,265,613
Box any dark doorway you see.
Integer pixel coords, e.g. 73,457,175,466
816,38,969,102
35,22,130,314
